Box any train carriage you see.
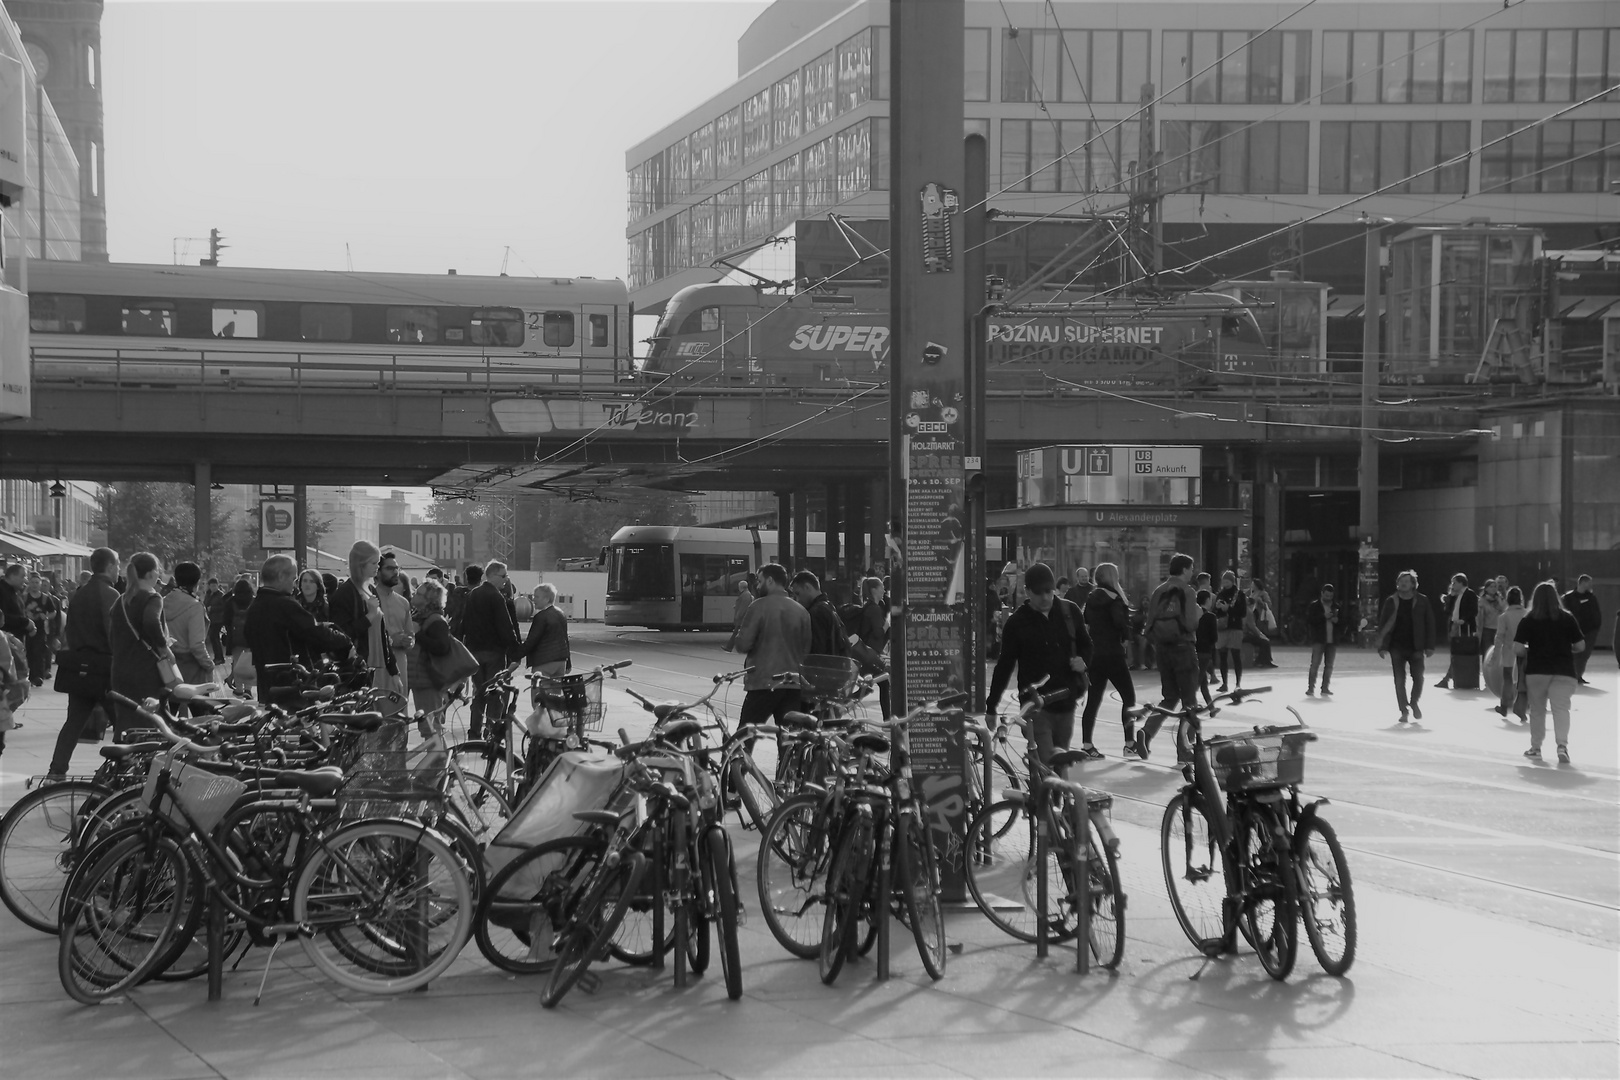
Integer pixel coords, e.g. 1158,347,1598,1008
24,261,634,388
605,525,827,630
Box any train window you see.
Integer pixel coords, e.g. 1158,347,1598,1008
539,311,573,348
28,294,87,333
590,313,609,347
212,303,262,339
121,302,175,336
300,303,352,342
679,306,721,334
470,308,523,347
387,306,440,345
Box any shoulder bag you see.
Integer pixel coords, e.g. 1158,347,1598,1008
54,647,112,698
428,625,480,690
120,594,182,688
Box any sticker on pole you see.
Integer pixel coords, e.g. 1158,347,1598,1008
919,183,958,274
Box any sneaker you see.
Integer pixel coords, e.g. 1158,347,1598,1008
1305,688,1315,697
1397,711,1409,724
1434,680,1451,689
1133,730,1151,760
1218,682,1228,693
1557,745,1570,764
1493,705,1507,717
1523,747,1542,760
1082,745,1104,761
1321,687,1333,696
1411,703,1423,720
44,772,66,785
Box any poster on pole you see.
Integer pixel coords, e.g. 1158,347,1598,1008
260,500,297,550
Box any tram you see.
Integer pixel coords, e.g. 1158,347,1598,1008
24,261,634,387
641,282,1272,389
604,525,827,630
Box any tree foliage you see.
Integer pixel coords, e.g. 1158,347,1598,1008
533,488,695,557
94,482,235,571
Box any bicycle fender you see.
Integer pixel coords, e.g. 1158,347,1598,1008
1296,798,1331,833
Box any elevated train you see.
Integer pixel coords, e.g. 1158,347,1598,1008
24,261,635,387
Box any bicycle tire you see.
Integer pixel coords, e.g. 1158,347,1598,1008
58,831,190,1004
895,811,946,980
729,757,778,833
450,740,511,792
1085,815,1125,971
817,814,869,986
963,800,1073,943
1295,816,1354,976
0,780,108,934
441,769,511,849
1160,791,1229,956
293,819,473,994
756,792,832,959
687,906,710,974
707,827,743,999
542,850,647,1007
149,838,253,982
1239,808,1298,981
475,836,601,974
71,785,149,861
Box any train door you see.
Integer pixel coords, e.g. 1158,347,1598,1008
679,554,705,625
580,302,618,380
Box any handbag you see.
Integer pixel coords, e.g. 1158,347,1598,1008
120,595,183,688
428,631,480,690
53,648,112,698
231,649,256,683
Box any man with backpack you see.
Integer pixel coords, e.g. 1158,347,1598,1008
985,563,1094,763
1135,552,1201,760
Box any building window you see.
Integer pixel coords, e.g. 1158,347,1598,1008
85,44,96,88
804,136,835,213
1162,30,1307,104
690,197,715,267
690,121,715,191
671,210,691,271
743,88,771,163
121,302,175,336
1486,28,1617,103
743,170,771,241
804,50,836,132
873,117,890,190
626,163,647,224
716,106,742,174
1002,118,1144,193
300,304,352,342
1160,121,1307,193
667,137,690,202
716,184,743,254
1002,28,1059,102
90,142,100,197
772,71,802,147
964,28,991,101
838,27,875,111
541,312,574,348
387,306,439,345
1481,118,1620,193
771,155,802,226
470,308,523,347
212,303,261,339
835,120,870,202
874,27,890,100
28,293,87,333
1325,30,1470,103
1320,121,1469,193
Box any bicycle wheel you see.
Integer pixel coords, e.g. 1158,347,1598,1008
728,756,778,832
72,786,149,860
818,815,870,986
1295,816,1355,976
1160,791,1229,956
756,792,833,959
895,811,946,980
293,819,473,994
963,801,1073,943
707,828,743,1000
1085,815,1125,971
441,769,511,847
542,850,647,1007
687,903,710,974
58,831,190,1004
475,836,600,974
0,780,108,933
1238,808,1298,981
450,740,510,793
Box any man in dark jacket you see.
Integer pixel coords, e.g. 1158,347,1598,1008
47,547,121,779
1435,573,1479,690
1378,570,1438,723
461,560,521,739
519,583,571,683
0,564,34,641
243,555,353,704
1305,584,1341,696
1080,563,1134,759
790,571,848,656
448,565,479,638
987,562,1093,764
1562,575,1602,683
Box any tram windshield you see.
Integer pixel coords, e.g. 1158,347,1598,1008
607,543,674,599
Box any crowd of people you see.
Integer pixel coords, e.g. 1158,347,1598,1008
0,542,577,779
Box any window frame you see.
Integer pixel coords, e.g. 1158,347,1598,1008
469,307,524,348
541,311,575,349
28,293,87,334
299,303,353,343
386,305,441,346
120,300,176,337
211,301,264,339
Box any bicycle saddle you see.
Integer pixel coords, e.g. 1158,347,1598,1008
99,741,165,761
318,712,384,732
658,718,704,743
1213,741,1261,766
1047,749,1088,771
651,703,685,721
269,767,345,796
778,711,819,729
850,732,890,754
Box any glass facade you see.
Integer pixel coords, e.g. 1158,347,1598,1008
1323,30,1471,103
1163,30,1310,104
1161,121,1308,194
1000,118,1145,194
1481,118,1620,193
1319,121,1469,194
1005,28,1153,104
1484,28,1619,103
804,50,836,133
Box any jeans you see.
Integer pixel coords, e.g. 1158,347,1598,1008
1080,654,1136,744
739,688,804,728
1030,707,1075,764
1499,665,1523,717
1574,634,1596,680
1143,644,1200,749
1389,648,1425,712
49,691,107,775
1309,643,1336,691
469,650,510,738
1525,673,1575,751
1196,650,1215,706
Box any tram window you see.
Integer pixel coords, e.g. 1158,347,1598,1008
590,313,609,347
212,303,262,339
679,306,722,334
300,303,352,342
608,544,674,598
387,306,440,344
470,308,523,347
542,311,575,348
121,302,175,336
28,293,87,333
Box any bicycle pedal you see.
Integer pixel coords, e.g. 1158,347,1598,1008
577,971,602,995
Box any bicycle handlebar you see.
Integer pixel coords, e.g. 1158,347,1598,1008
106,691,222,759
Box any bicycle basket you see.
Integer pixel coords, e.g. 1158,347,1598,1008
530,673,603,735
338,742,449,819
1204,728,1311,793
331,715,406,771
800,654,860,702
141,758,248,835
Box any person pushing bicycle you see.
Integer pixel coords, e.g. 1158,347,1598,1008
984,562,1094,762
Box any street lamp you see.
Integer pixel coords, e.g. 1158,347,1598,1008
49,480,65,538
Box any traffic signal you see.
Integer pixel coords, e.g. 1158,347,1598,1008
200,227,227,267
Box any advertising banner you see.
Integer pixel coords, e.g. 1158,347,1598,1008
0,54,24,200
260,500,297,550
379,524,471,569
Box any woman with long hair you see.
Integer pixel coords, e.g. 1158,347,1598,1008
297,569,329,622
1512,580,1587,763
107,553,183,738
408,579,454,737
1081,562,1137,758
225,576,256,694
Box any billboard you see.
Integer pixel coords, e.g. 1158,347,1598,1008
260,500,297,549
379,525,471,569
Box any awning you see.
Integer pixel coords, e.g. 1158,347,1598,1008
0,530,65,558
1557,295,1620,321
15,531,94,558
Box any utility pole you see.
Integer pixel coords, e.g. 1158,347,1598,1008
1358,217,1390,636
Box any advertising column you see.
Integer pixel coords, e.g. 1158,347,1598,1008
0,53,29,421
889,1,968,894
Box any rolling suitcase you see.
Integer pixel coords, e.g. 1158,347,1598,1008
1449,635,1481,690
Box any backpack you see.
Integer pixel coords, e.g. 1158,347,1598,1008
1149,588,1188,646
838,603,864,638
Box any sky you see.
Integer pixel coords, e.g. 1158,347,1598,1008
102,0,770,279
